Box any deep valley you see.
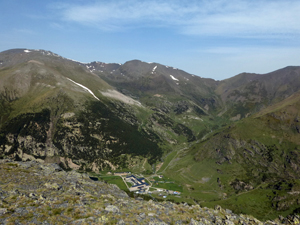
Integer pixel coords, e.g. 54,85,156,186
1,48,300,222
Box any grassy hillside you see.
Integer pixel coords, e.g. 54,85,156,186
0,49,210,173
1,48,300,221
215,66,300,120
161,91,300,220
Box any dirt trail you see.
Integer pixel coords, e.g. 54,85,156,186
160,147,188,174
142,158,147,171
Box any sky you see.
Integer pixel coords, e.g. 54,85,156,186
1,0,300,80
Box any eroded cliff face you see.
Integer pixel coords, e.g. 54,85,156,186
0,100,162,171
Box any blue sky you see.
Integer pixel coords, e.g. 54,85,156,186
1,0,300,80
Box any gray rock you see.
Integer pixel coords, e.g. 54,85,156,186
199,218,213,224
44,182,61,190
224,219,235,225
190,218,200,225
29,193,37,199
71,218,88,225
117,219,126,225
175,221,183,225
105,205,120,213
139,212,146,219
214,205,222,210
0,208,7,215
0,218,8,225
213,216,223,224
225,209,232,214
148,219,168,225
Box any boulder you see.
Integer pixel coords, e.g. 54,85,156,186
105,205,120,213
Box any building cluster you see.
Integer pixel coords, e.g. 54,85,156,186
125,175,150,192
109,172,181,198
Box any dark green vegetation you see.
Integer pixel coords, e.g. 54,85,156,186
97,175,128,191
53,100,162,168
1,48,300,220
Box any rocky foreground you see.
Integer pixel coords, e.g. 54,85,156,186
0,160,299,225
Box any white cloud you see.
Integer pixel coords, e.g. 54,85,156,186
56,0,300,38
183,0,300,38
59,1,187,30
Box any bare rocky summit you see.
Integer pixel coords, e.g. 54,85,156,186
0,160,299,224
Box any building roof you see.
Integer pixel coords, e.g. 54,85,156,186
131,182,149,188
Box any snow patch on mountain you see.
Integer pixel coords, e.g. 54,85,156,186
67,78,100,101
151,65,158,74
24,50,31,53
66,58,87,64
86,65,96,73
101,90,142,106
170,75,179,81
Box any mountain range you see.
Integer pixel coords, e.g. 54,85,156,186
1,48,300,220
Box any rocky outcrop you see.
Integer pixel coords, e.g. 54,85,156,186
0,100,162,171
0,160,298,224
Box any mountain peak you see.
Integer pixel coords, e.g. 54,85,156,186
2,48,300,221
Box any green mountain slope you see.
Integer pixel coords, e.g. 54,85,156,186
0,49,211,172
216,66,300,120
0,49,165,171
1,48,300,220
162,90,300,220
91,59,229,141
98,60,220,107
88,56,300,219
